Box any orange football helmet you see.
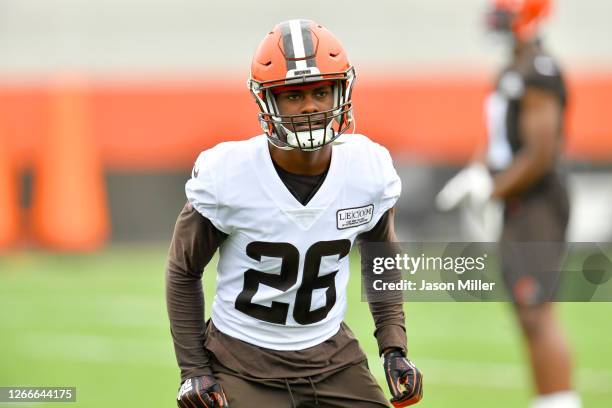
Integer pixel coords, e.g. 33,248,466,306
248,19,356,151
487,0,552,41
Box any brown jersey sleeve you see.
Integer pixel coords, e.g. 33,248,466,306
521,53,566,106
166,202,227,381
357,208,408,356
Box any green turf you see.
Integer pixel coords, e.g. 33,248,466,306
0,246,610,407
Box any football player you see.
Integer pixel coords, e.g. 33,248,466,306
166,19,423,407
437,1,580,407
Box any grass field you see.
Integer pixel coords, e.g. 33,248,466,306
1,245,611,407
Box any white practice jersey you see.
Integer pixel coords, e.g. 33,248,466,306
185,134,401,350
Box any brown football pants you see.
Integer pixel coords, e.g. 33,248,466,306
500,177,570,304
211,359,391,408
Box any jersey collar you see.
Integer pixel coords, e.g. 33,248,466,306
252,135,348,211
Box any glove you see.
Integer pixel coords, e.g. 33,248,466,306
177,375,229,408
383,350,423,407
435,162,493,212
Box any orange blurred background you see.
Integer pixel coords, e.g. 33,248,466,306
1,0,611,249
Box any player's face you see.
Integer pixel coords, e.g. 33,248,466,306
274,84,334,132
485,6,517,49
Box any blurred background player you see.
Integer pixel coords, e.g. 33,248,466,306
436,1,580,407
166,19,423,408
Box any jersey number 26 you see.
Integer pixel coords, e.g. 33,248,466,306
235,239,351,325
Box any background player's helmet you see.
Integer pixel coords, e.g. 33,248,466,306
486,0,552,41
248,19,356,151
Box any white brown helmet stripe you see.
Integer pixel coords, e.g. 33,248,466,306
280,19,317,72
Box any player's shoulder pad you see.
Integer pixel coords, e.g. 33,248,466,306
186,138,259,234
190,137,255,179
338,133,391,159
532,53,560,78
342,133,399,192
516,50,564,95
521,50,561,78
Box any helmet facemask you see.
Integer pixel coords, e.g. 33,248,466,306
248,67,356,151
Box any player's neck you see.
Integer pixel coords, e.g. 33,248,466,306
513,37,540,60
268,143,332,176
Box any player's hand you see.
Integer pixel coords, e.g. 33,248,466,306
383,350,423,407
435,162,493,212
176,375,229,408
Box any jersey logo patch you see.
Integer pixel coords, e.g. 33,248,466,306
336,204,374,229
